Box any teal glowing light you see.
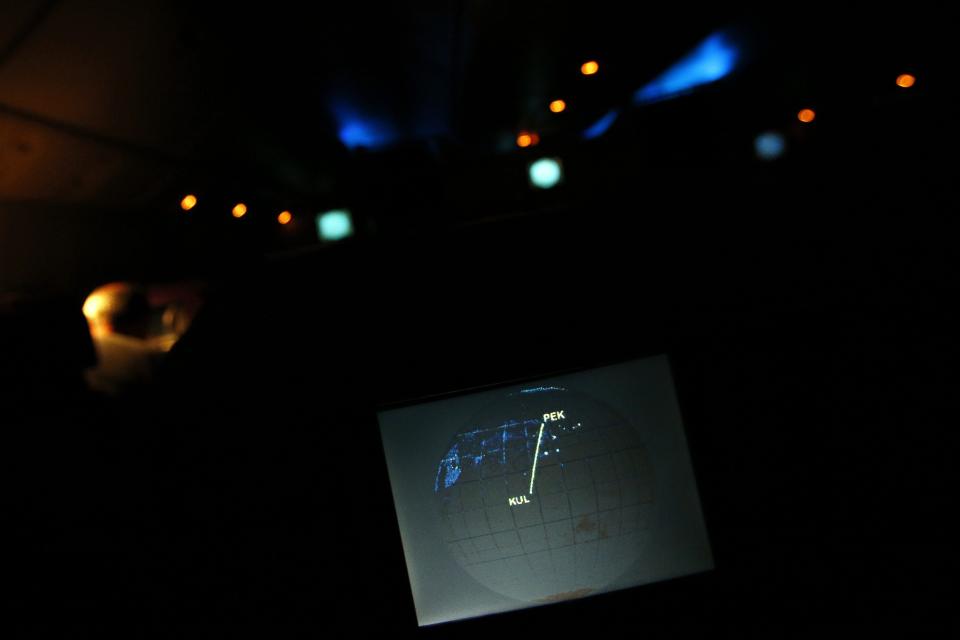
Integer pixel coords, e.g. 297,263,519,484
634,31,739,104
316,209,354,242
528,158,562,189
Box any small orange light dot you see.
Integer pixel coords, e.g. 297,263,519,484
549,99,566,113
798,108,816,123
896,73,915,88
517,132,533,148
278,211,292,225
232,203,247,218
581,60,599,76
180,194,197,211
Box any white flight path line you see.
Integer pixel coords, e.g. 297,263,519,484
529,422,546,495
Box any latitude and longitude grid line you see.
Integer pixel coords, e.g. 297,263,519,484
478,417,541,568
450,420,652,574
445,449,651,545
458,418,535,566
543,416,629,586
456,435,642,577
450,417,548,568
446,418,650,539
468,415,570,581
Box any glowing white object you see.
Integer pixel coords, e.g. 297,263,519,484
316,209,354,241
529,158,562,189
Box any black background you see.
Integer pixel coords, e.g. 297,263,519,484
8,196,956,631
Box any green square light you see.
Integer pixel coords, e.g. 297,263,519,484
316,209,354,242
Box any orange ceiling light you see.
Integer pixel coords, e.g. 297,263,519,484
517,131,540,148
896,73,916,88
580,60,599,76
277,211,292,225
180,194,197,211
549,99,567,113
231,203,247,218
797,108,816,123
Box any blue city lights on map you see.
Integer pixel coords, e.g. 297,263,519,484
435,417,555,494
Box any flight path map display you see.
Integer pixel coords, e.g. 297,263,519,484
378,356,713,626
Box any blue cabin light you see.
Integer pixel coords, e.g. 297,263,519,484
634,31,739,104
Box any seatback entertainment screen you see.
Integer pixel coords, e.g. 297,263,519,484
377,355,713,626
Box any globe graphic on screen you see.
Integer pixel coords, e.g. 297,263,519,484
435,386,656,603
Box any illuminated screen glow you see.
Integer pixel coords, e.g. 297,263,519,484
378,355,714,626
